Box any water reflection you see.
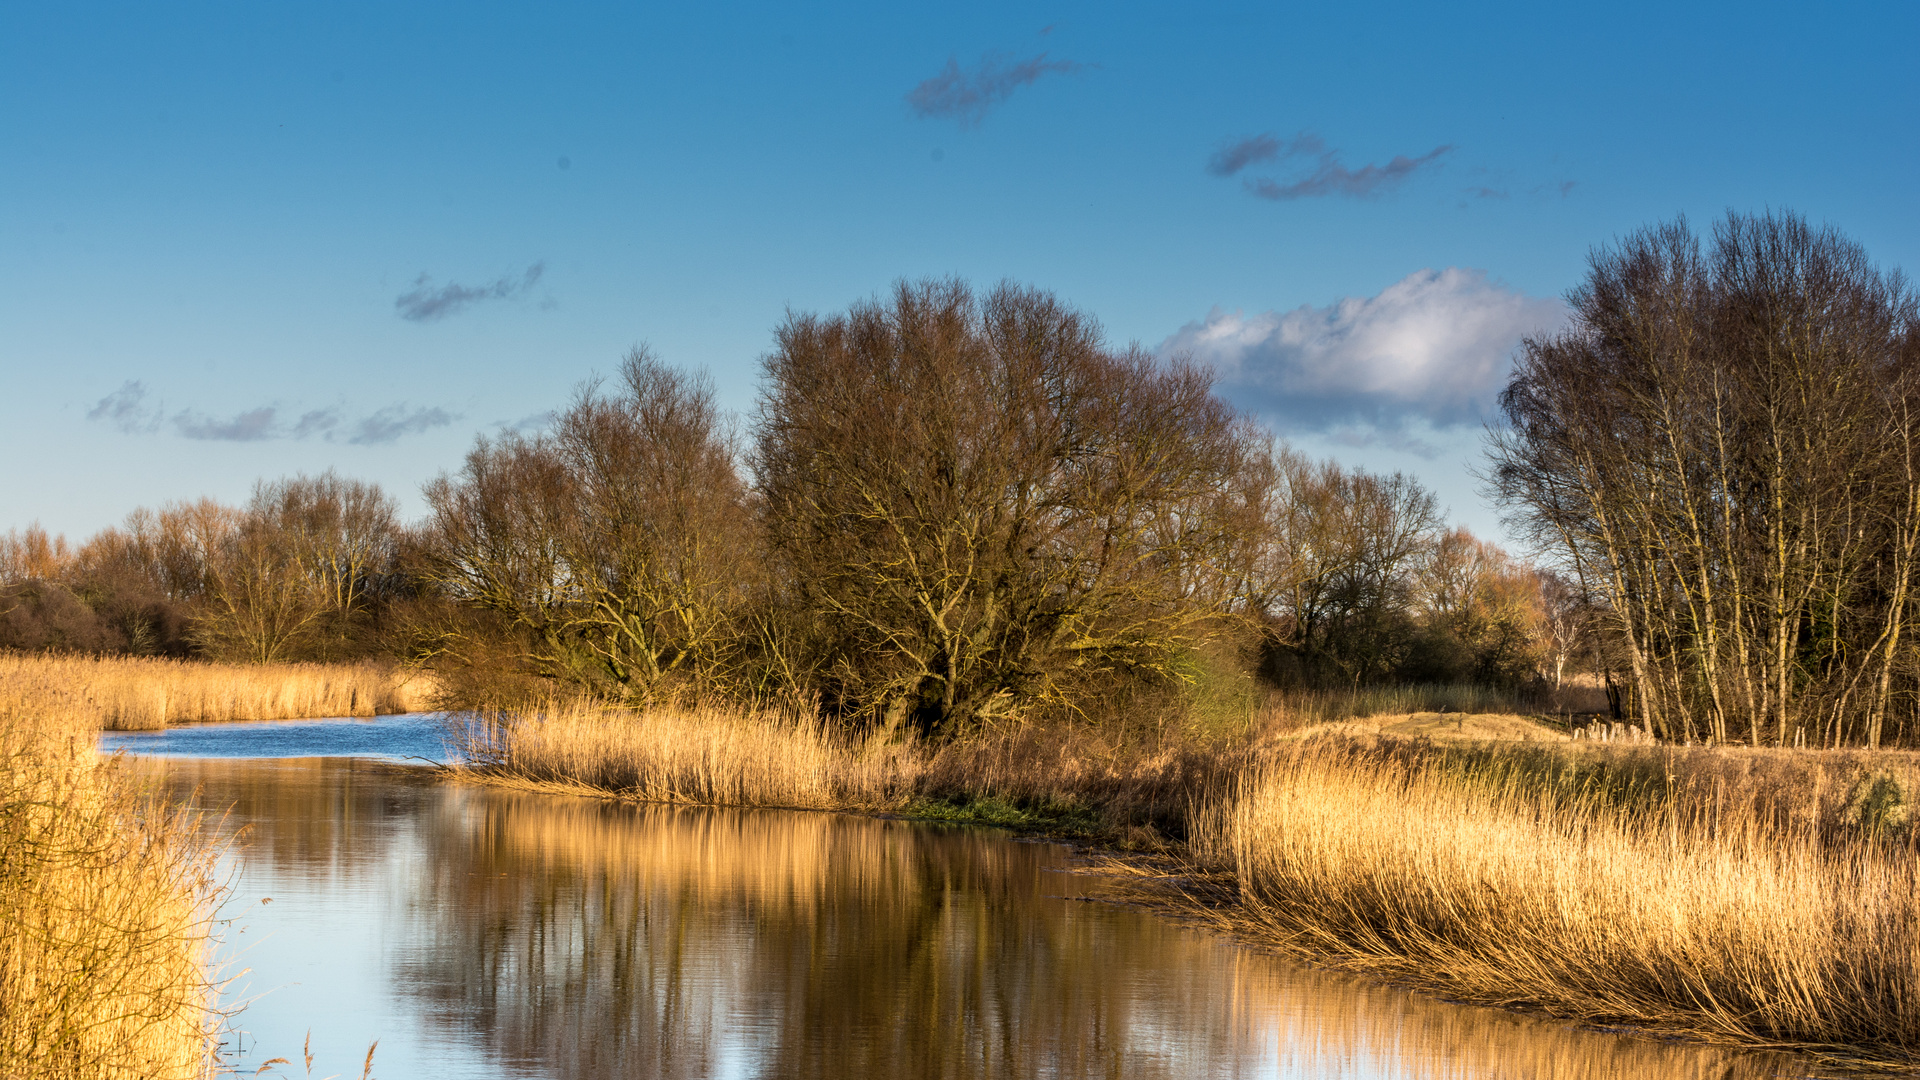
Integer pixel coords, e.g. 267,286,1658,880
145,756,1847,1080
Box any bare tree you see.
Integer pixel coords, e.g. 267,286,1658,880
248,472,401,656
1238,454,1441,686
423,347,756,699
753,279,1251,737
1491,210,1920,747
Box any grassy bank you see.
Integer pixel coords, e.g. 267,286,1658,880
0,690,226,1078
457,698,1920,1065
1191,737,1920,1060
0,652,437,730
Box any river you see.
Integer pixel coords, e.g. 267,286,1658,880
104,716,1856,1079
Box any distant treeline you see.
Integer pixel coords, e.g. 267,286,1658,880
2,279,1581,737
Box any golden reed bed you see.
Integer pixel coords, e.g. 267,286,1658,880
460,699,1920,1066
0,652,436,730
0,687,226,1079
1188,740,1920,1061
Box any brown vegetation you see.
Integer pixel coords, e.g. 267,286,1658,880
1194,735,1920,1060
455,697,1241,840
1,472,413,663
418,347,757,701
0,685,225,1078
404,279,1570,733
753,280,1250,735
0,653,435,730
1493,209,1920,748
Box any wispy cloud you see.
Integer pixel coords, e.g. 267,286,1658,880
347,405,458,445
1247,146,1453,201
907,52,1083,127
499,410,552,434
1158,268,1566,433
174,407,280,441
1208,131,1452,201
1206,134,1284,177
85,385,461,444
86,381,163,434
395,262,545,322
291,409,341,438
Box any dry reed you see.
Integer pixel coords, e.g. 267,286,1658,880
0,652,437,730
455,698,1244,840
0,689,226,1078
1193,736,1920,1061
455,699,920,809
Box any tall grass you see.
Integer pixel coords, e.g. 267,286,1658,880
456,700,918,808
456,698,1245,840
1193,736,1920,1060
0,691,226,1078
0,652,437,730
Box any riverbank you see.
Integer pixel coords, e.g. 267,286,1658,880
0,686,226,1078
454,699,1920,1068
0,653,436,730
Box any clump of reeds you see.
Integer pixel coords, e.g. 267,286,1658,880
455,699,922,809
0,695,226,1078
0,652,437,730
1194,735,1920,1061
455,698,1245,840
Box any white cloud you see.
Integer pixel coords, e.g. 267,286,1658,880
1158,268,1565,430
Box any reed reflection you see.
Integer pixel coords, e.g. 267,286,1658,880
392,787,1826,1080
147,758,1844,1080
394,791,1282,1078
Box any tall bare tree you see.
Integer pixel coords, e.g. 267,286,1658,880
1491,210,1920,747
753,279,1251,737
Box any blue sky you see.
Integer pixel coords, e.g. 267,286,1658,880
4,1,1916,542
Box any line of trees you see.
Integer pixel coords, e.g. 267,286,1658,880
409,280,1560,734
0,474,406,662
7,279,1574,736
1492,210,1920,749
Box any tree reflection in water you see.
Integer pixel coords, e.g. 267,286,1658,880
150,757,1839,1080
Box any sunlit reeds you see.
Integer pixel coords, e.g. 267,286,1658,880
1193,736,1920,1061
0,652,437,730
455,699,919,809
0,691,225,1079
455,698,1244,838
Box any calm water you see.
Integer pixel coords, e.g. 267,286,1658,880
101,712,457,763
116,717,1857,1079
